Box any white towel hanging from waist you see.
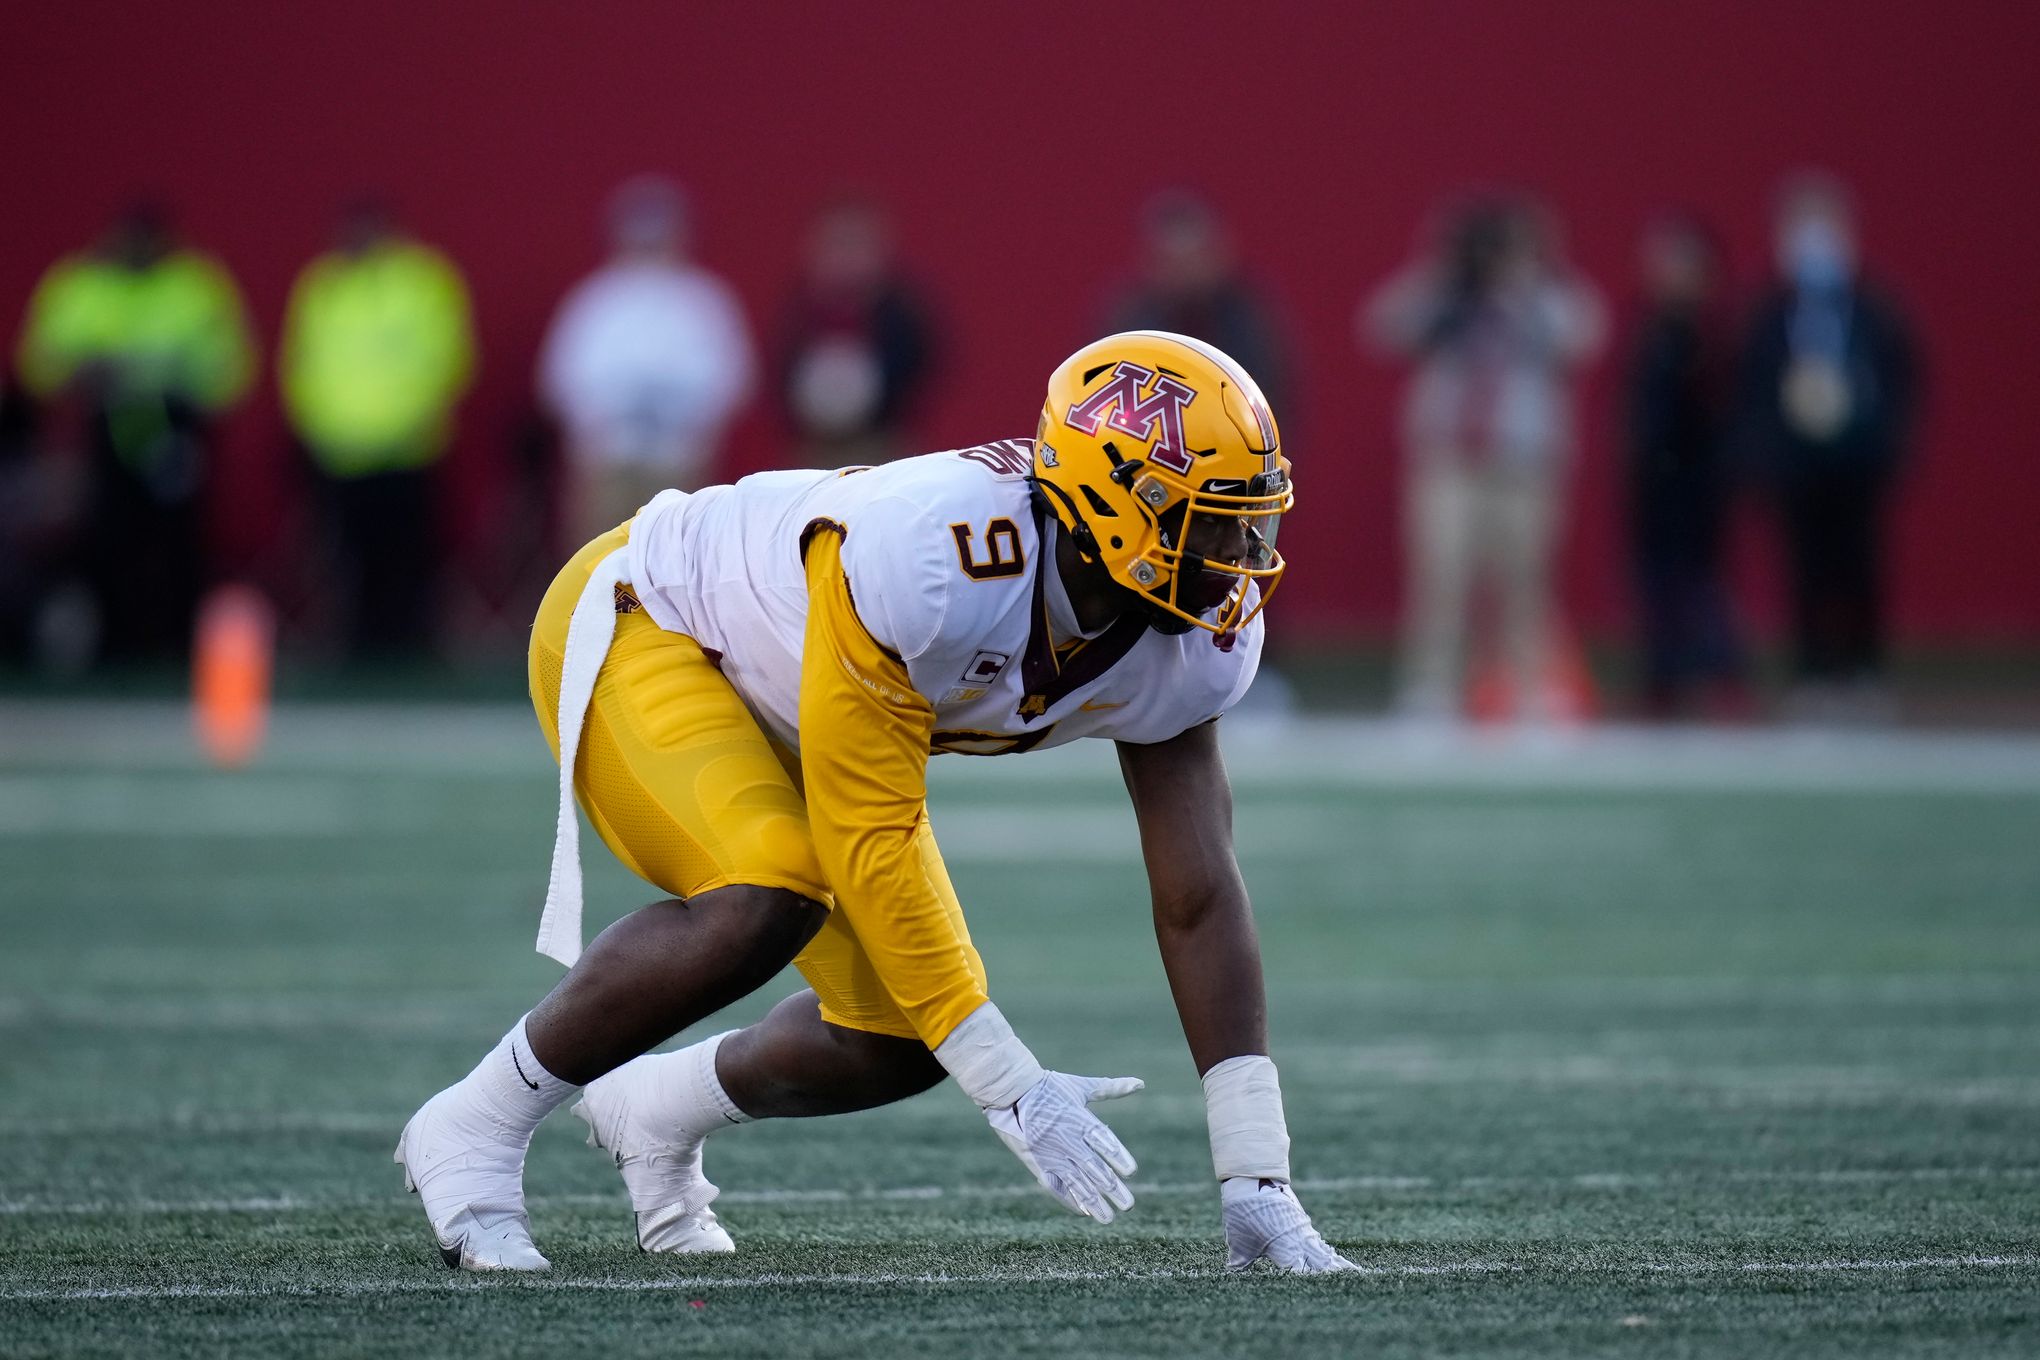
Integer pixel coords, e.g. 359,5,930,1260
535,544,631,967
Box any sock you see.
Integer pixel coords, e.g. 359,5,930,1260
639,1030,756,1139
461,1014,579,1141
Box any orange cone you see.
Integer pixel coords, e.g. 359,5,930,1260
193,584,275,768
1467,627,1599,725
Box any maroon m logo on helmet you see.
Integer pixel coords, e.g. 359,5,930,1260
1065,362,1198,474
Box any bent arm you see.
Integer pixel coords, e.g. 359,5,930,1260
1117,720,1267,1074
1124,721,1311,1196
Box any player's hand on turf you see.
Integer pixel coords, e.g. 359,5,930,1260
983,1070,1143,1222
1220,1177,1358,1273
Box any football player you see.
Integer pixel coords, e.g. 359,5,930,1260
396,331,1354,1274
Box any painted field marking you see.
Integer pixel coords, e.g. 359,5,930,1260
5,1166,2037,1218
6,971,2033,1035
6,1255,2038,1302
10,704,2040,793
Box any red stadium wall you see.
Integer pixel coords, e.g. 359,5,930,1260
6,2,2038,645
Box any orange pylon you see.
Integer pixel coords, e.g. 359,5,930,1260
193,584,275,768
1467,627,1599,724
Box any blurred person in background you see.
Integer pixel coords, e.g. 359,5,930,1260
1623,214,1749,720
1108,190,1300,721
0,380,81,670
1732,173,1918,721
538,175,754,543
281,197,474,661
1107,190,1288,417
12,201,255,664
774,195,934,469
1364,196,1605,723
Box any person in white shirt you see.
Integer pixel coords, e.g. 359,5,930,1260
538,176,756,543
1364,196,1605,722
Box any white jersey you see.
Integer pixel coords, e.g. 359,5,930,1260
623,439,1263,755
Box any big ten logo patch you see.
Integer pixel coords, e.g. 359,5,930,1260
956,440,1033,477
1065,362,1197,474
951,520,1024,581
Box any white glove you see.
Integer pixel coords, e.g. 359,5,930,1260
985,1070,1142,1221
1221,1177,1359,1273
1203,1055,1356,1272
934,1001,1144,1221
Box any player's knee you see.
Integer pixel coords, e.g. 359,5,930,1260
825,1022,946,1101
691,884,827,985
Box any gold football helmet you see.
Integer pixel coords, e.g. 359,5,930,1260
1033,331,1291,644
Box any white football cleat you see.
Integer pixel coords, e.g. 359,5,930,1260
394,1088,550,1272
574,1062,736,1254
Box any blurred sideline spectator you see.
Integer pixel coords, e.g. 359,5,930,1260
0,379,83,669
281,197,473,660
774,195,934,468
538,175,754,542
1363,195,1605,722
1623,214,1749,720
12,201,255,664
1732,173,1918,721
1107,190,1289,417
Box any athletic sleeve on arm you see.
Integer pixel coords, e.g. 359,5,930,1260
800,527,989,1047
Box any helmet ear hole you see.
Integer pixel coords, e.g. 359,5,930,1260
1079,485,1119,519
1109,535,1123,549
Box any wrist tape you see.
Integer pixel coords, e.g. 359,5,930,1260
933,1001,1045,1110
1202,1054,1291,1182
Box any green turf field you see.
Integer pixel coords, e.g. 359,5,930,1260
3,705,2038,1357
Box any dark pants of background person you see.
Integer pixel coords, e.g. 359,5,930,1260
1631,464,1743,713
1780,469,1889,683
316,464,437,660
86,414,207,664
0,387,63,661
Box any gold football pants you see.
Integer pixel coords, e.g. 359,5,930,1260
529,522,982,1040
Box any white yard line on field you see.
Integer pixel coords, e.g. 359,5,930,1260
0,778,1407,858
8,1265,1494,1300
6,1255,2038,1302
5,1166,2036,1217
6,973,2032,1035
8,703,2040,793
1728,1255,2039,1272
5,714,2038,845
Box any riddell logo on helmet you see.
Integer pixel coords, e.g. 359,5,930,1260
1065,362,1197,475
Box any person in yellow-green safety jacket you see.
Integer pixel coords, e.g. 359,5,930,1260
13,201,256,662
281,198,474,659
